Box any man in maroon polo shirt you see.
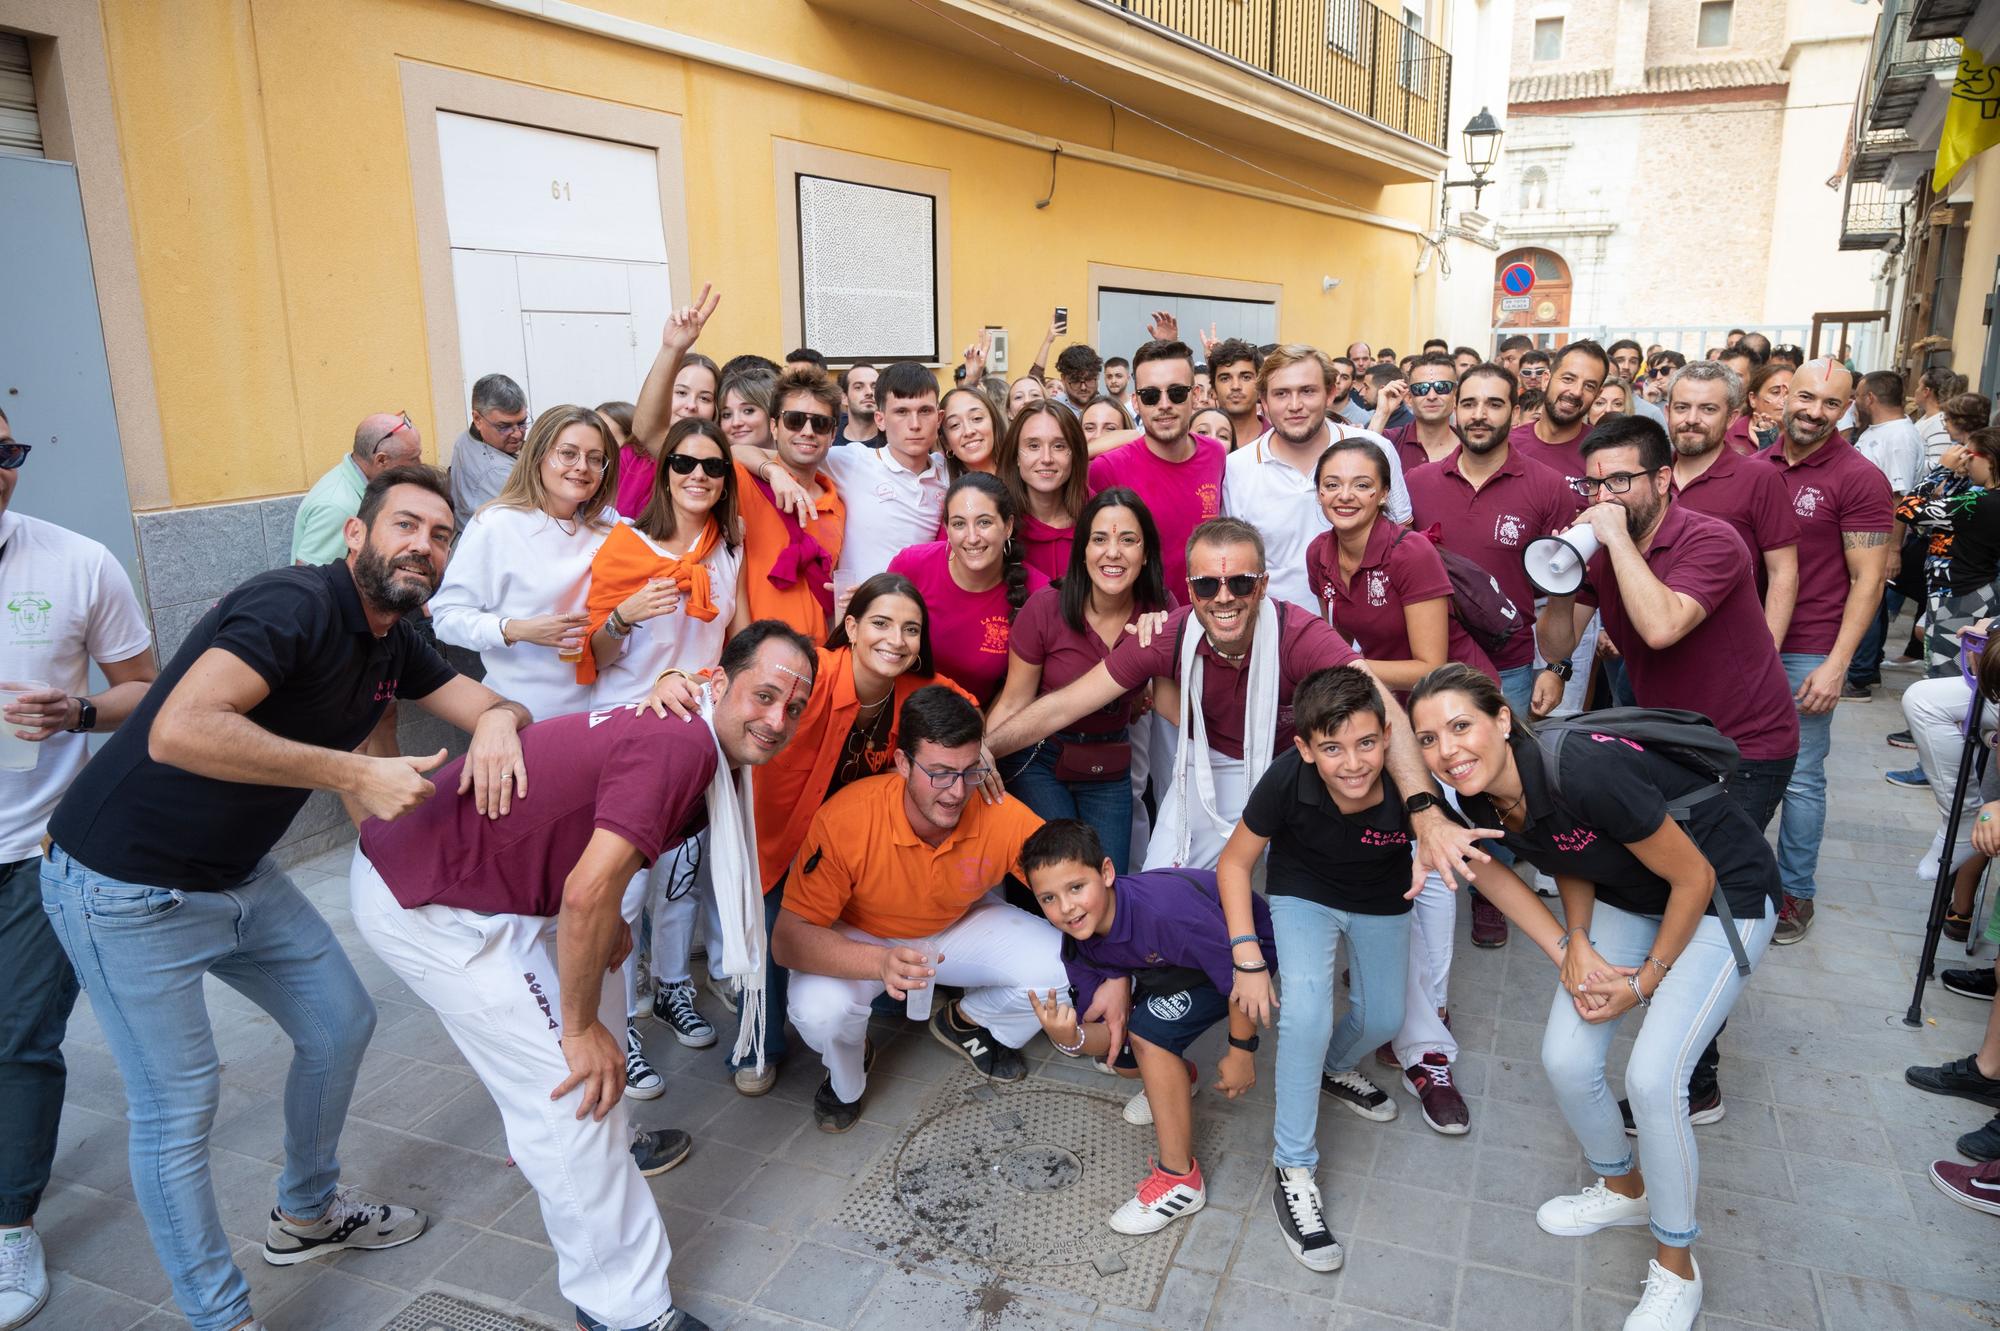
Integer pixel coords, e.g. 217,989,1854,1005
1406,363,1580,945
1665,362,1800,645
1382,352,1464,473
1761,358,1894,944
1509,340,1608,481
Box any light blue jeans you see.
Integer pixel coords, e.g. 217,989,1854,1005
1777,652,1833,901
1269,894,1409,1169
39,845,376,1331
1540,901,1776,1246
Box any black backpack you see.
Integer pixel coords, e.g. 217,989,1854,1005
1531,709,1753,975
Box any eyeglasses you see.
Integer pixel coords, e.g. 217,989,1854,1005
668,453,730,479
549,445,609,473
0,442,28,470
1135,384,1194,407
370,412,414,452
780,410,834,435
1187,572,1265,600
1571,470,1654,497
479,410,531,437
1409,380,1455,397
916,763,993,789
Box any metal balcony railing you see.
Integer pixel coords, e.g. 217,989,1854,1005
1867,0,1961,130
1839,177,1911,251
1108,0,1451,150
1851,123,1921,183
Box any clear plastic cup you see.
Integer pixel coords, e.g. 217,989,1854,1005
0,680,50,772
831,569,860,623
903,951,940,1022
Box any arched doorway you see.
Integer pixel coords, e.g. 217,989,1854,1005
1493,247,1572,346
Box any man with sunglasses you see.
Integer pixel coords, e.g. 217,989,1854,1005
1380,352,1463,472
0,409,157,1331
291,411,424,565
776,687,1068,1132
448,372,531,528
1088,339,1227,596
732,368,848,639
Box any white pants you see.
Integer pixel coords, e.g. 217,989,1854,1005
1127,711,1159,858
1903,674,1998,880
348,850,675,1329
1537,608,1600,717
1390,870,1459,1066
621,831,725,1021
788,898,1069,1101
1142,748,1248,871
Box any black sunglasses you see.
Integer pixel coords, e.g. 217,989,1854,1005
668,453,730,479
780,410,834,434
0,443,28,470
1409,380,1455,397
1135,384,1194,406
1188,572,1265,601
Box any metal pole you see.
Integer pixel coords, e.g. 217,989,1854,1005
1907,690,1985,1026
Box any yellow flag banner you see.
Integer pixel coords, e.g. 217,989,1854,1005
1935,42,2000,192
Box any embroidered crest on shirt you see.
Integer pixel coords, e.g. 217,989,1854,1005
5,592,52,645
1365,569,1390,607
1794,486,1822,518
1493,514,1525,547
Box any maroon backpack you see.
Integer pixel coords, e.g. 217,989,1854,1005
1395,526,1525,655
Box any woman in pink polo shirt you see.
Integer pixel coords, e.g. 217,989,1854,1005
998,401,1090,582
888,472,1050,705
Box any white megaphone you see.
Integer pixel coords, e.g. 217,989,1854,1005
1524,523,1602,596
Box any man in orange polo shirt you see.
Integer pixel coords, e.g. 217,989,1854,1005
735,368,847,639
775,687,1069,1132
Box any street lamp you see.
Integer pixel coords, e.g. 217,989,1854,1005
1442,107,1504,212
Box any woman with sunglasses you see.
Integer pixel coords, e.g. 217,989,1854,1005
624,285,721,518
997,401,1091,581
732,369,847,640
990,488,1171,870
1408,662,1779,1331
889,473,1048,706
940,386,1002,480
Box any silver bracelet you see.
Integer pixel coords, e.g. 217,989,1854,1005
1051,1022,1086,1057
1626,973,1651,1008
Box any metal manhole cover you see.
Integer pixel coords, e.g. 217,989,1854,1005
834,1066,1218,1310
382,1291,552,1331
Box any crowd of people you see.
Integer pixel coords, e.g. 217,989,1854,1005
2,299,1996,1331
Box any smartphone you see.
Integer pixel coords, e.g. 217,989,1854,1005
1054,306,1068,334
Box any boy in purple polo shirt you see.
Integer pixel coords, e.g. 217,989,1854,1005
1024,820,1274,1237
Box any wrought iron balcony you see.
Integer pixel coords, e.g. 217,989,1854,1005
1867,0,1961,131
1107,0,1451,150
1839,177,1911,251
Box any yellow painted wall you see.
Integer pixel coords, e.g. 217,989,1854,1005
100,0,1438,507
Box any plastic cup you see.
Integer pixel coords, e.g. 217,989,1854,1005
0,681,49,772
903,951,940,1021
831,569,860,622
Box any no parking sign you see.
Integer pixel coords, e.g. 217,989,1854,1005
1500,261,1536,296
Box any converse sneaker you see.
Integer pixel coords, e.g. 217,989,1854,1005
1772,894,1813,945
0,1226,49,1330
1270,1166,1344,1272
1622,1257,1701,1331
1535,1179,1650,1237
1904,1053,2000,1108
1619,1083,1726,1137
574,1303,714,1330
652,981,716,1049
630,1128,692,1177
930,1000,1026,1081
706,973,742,1017
1402,1053,1471,1135
262,1189,428,1265
1121,1058,1198,1126
1320,1068,1397,1122
625,1025,665,1100
1931,1157,2000,1216
1107,1158,1205,1235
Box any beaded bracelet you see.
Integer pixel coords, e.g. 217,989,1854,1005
1227,934,1260,947
1051,1022,1086,1056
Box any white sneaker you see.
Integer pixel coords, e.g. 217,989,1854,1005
1107,1159,1205,1235
1623,1257,1702,1330
706,973,742,1016
0,1226,49,1330
1120,1060,1197,1125
1535,1179,1651,1237
262,1189,427,1265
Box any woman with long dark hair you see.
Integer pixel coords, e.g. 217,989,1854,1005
989,488,1170,869
997,400,1090,582
940,386,1002,480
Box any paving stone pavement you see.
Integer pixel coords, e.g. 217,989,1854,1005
38,664,2000,1329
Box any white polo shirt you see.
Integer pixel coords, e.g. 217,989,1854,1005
0,510,153,860
1223,423,1411,610
821,443,950,582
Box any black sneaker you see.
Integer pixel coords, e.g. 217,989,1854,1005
574,1304,712,1330
1620,1083,1726,1137
1905,1055,2000,1108
1943,967,1998,1001
1840,682,1872,701
1960,1114,2000,1162
1887,729,1917,749
930,1000,1026,1081
1271,1166,1343,1272
630,1128,691,1177
812,1040,875,1133
1319,1069,1396,1122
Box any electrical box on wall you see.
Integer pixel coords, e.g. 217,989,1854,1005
987,326,1009,373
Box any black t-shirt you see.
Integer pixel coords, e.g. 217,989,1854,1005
1240,750,1413,915
1946,489,2000,595
1458,730,1779,920
50,561,455,890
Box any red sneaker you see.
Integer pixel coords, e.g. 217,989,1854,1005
1374,1041,1398,1069
1470,895,1509,948
1402,1053,1471,1135
1930,1157,2000,1216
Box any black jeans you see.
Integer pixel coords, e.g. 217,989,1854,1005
0,855,79,1224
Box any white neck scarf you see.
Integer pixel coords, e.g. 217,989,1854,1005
699,683,768,1070
1170,598,1282,867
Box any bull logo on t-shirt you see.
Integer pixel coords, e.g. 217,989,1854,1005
980,614,1011,655
1795,486,1822,519
1493,514,1525,547
1365,569,1390,607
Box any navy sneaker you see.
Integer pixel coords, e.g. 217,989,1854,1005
1885,766,1929,788
630,1128,691,1177
930,1000,1026,1081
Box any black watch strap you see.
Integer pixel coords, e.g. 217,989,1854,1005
1403,792,1441,817
1227,1033,1260,1053
65,697,97,734
1542,659,1574,681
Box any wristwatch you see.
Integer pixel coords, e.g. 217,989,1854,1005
65,696,97,734
1403,792,1441,817
1541,658,1574,682
1227,1033,1261,1053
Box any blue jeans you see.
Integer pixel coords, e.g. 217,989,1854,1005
1002,738,1133,873
1777,653,1833,901
1847,589,1905,688
1269,895,1409,1170
39,845,376,1331
730,875,790,1072
1540,902,1776,1246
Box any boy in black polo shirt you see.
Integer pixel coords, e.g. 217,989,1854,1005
1216,666,1417,1275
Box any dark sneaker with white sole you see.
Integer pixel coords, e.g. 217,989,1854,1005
653,981,716,1049
1620,1083,1725,1137
930,1000,1026,1081
813,1041,874,1132
1943,967,1997,1001
1320,1069,1397,1121
1271,1166,1343,1272
1959,1113,2000,1161
1930,1157,2000,1217
630,1128,692,1177
262,1189,427,1265
1904,1054,2000,1108
1772,894,1813,945
574,1304,713,1331
1402,1054,1471,1134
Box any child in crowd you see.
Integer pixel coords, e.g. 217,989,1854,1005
1217,665,1416,1274
1024,820,1275,1236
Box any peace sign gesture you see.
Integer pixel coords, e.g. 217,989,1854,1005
662,282,720,355
1027,987,1079,1044
962,328,994,385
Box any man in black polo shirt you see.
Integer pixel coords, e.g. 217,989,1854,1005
42,466,532,1331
